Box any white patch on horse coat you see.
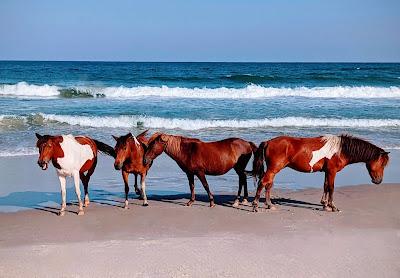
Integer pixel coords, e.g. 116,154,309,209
309,135,341,172
56,135,94,177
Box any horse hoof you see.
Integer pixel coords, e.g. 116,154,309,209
143,203,149,207
267,205,277,211
232,200,240,208
59,211,65,216
252,207,258,213
241,199,249,205
78,210,84,216
84,201,90,207
323,206,332,212
186,201,194,207
331,207,340,212
210,203,216,208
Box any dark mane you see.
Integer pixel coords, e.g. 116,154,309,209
340,135,386,163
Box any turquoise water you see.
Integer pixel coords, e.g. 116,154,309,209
0,62,399,156
0,61,399,212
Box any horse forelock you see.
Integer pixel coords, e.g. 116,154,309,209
339,134,384,163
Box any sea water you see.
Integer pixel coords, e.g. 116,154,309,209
0,62,399,211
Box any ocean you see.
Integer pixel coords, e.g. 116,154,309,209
0,61,399,156
0,61,399,211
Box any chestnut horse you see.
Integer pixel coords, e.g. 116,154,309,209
113,130,154,208
143,133,257,207
36,133,115,216
251,134,390,212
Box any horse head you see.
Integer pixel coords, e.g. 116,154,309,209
112,133,139,170
35,133,62,170
143,133,169,166
366,151,390,184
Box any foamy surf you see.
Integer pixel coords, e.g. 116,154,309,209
35,114,400,130
0,148,37,157
1,82,400,99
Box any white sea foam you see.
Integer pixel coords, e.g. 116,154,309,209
0,148,37,157
1,82,400,99
38,114,400,130
0,82,59,97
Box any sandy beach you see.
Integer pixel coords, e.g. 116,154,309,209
0,183,399,277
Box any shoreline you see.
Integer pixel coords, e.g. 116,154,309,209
0,183,399,277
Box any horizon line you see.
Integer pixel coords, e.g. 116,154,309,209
0,59,399,64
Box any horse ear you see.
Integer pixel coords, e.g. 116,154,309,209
381,151,390,155
127,132,133,138
35,133,42,140
112,135,119,141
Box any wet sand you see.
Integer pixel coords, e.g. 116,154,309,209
0,183,399,277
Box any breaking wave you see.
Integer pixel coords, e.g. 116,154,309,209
2,113,395,130
1,82,400,99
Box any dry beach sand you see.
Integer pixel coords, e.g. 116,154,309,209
0,183,400,277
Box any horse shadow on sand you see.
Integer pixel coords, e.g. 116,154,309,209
0,188,324,215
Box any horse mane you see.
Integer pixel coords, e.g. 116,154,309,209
340,134,387,164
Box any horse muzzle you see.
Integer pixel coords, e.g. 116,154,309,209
114,163,123,170
37,160,48,170
372,177,382,184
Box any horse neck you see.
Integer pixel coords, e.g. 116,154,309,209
51,140,64,164
340,136,382,165
164,135,184,162
129,141,144,163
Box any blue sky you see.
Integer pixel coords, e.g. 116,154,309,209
0,0,399,62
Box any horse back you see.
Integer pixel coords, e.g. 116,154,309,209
184,138,252,175
75,136,97,157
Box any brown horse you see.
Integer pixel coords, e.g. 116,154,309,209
251,134,390,212
35,133,115,216
113,130,154,208
143,133,257,207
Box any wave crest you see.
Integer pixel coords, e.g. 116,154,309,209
1,82,400,99
36,114,400,130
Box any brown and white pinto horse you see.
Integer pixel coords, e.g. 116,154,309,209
143,133,257,207
112,130,154,208
251,134,390,212
35,133,115,216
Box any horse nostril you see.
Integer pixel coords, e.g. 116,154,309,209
114,164,121,170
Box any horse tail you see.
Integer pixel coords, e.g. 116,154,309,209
93,139,116,158
249,141,258,156
253,141,267,183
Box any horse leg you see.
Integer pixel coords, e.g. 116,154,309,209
320,173,329,210
80,173,89,207
327,171,339,212
252,180,265,212
197,173,215,207
186,173,195,206
58,175,67,216
233,153,252,207
73,172,84,215
233,178,242,208
134,173,142,196
253,170,276,212
122,170,130,209
82,157,96,207
140,173,149,206
233,170,247,207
